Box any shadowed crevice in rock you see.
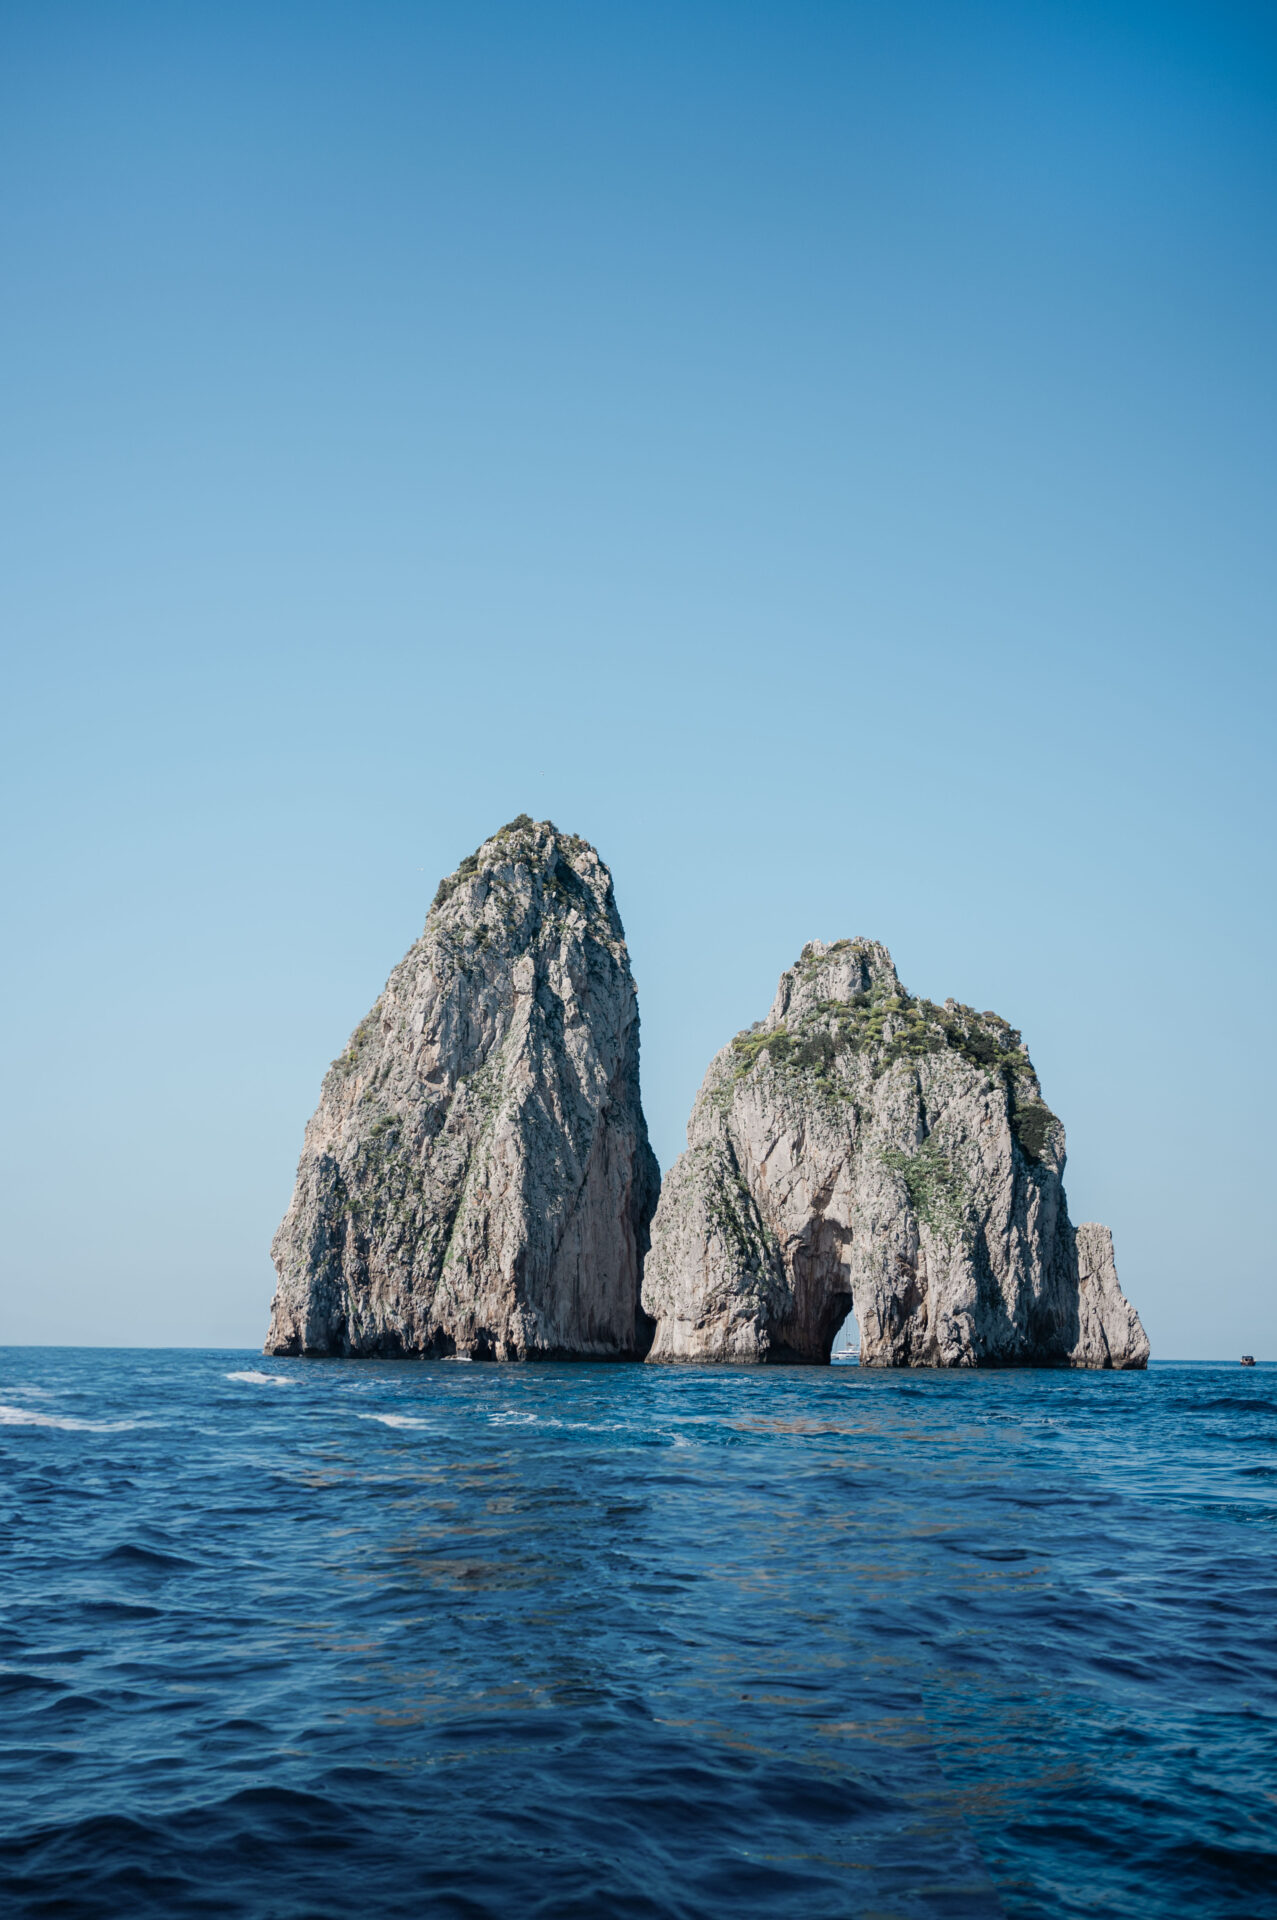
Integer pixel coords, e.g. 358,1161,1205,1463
642,938,1149,1370
266,817,660,1360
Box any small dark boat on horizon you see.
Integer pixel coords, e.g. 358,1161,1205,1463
1241,1355,1256,1366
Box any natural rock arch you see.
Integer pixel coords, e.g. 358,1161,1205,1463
641,939,1148,1370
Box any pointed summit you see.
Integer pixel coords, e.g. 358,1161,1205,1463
267,819,659,1359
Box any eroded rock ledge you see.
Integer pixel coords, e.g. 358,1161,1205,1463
641,939,1148,1369
266,817,659,1359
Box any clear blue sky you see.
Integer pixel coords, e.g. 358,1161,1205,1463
2,0,1273,1357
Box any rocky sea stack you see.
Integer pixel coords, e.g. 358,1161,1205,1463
642,939,1148,1370
266,818,660,1359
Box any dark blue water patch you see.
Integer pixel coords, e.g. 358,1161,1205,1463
1180,1396,1276,1415
1,1356,1275,1917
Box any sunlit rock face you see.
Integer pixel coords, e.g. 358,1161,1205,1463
266,817,660,1360
642,939,1148,1370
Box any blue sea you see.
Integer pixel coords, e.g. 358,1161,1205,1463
1,1352,1274,1919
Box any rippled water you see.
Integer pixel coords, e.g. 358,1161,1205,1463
1,1351,1274,1918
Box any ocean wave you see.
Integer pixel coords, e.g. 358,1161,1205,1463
1,1353,1273,1920
225,1372,295,1388
103,1542,197,1570
0,1404,140,1433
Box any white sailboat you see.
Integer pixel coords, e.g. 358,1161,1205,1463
830,1309,860,1364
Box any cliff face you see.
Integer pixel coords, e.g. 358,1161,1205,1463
266,818,660,1359
641,939,1149,1369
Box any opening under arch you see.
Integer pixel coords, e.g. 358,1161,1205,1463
830,1306,860,1364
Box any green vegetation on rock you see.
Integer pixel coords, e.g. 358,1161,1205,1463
722,951,1062,1172
1009,1095,1055,1165
879,1138,969,1243
700,1149,781,1279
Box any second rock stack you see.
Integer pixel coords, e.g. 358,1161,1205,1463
641,938,1148,1369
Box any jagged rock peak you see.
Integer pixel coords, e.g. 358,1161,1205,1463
642,938,1149,1371
766,938,902,1030
266,816,660,1360
429,815,622,946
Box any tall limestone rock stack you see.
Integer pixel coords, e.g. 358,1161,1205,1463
642,939,1148,1369
266,818,660,1359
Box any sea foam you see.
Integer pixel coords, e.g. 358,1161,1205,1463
0,1403,140,1432
356,1412,432,1429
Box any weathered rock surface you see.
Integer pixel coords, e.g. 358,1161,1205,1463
266,817,660,1359
642,939,1149,1369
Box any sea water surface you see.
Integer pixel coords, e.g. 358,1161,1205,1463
0,1351,1274,1919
